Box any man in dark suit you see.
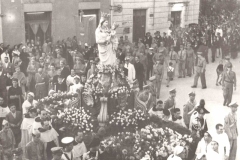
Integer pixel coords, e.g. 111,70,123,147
6,104,22,147
154,31,161,47
3,57,15,75
117,48,125,63
0,62,9,105
134,56,144,90
60,60,70,80
162,32,168,48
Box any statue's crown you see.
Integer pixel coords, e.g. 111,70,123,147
101,12,110,20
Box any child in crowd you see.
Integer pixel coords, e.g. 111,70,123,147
216,60,223,86
166,62,174,87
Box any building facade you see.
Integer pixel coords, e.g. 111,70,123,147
0,0,100,46
109,0,200,43
0,0,199,46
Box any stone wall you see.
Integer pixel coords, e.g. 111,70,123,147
111,0,200,42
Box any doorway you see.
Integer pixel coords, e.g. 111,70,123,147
133,9,146,43
171,11,181,29
25,12,52,45
79,9,99,46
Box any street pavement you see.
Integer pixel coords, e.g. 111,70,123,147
159,50,240,159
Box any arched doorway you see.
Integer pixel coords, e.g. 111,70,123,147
25,12,52,44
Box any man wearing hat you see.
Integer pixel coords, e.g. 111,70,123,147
22,92,37,115
223,55,232,73
61,137,75,160
189,105,209,138
163,88,176,112
0,120,15,160
183,92,196,129
222,63,236,106
51,147,63,160
224,102,238,160
186,42,195,77
192,52,207,89
25,130,46,160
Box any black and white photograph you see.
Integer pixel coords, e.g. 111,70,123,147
0,0,239,159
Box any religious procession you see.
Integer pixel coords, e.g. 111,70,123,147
0,0,239,160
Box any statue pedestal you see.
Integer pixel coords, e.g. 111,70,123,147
97,97,108,127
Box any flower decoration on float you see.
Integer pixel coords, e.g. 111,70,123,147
100,124,193,160
61,106,94,133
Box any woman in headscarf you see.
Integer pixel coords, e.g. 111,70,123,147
20,107,37,157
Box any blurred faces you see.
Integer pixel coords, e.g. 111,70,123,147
174,111,181,119
230,106,238,113
71,69,75,76
40,110,47,120
135,57,139,63
203,132,212,142
189,95,195,102
211,141,219,152
217,125,224,134
27,94,33,102
4,57,8,63
10,105,16,113
38,68,43,74
15,67,20,73
33,133,41,143
12,80,18,88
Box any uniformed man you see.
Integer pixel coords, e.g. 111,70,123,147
222,64,236,106
153,58,164,99
169,45,178,77
61,137,75,160
192,52,207,89
224,102,238,160
163,88,176,113
178,44,187,78
223,55,232,73
51,147,63,160
186,42,195,77
183,92,196,129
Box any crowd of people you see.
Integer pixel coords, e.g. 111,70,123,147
0,2,239,160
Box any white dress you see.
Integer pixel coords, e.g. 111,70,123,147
95,27,118,65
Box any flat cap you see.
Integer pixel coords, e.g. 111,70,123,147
169,88,176,93
61,137,74,145
51,147,63,154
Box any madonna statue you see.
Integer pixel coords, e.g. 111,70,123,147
95,12,119,65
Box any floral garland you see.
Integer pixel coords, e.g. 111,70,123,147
101,125,193,160
61,107,94,133
109,109,149,133
35,92,79,113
